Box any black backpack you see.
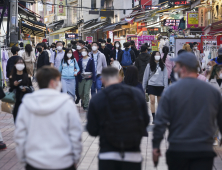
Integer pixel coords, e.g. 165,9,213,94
103,85,145,157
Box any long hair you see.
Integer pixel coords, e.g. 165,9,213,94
114,41,121,50
150,51,165,72
11,57,29,85
209,64,222,81
162,46,169,63
124,66,139,86
63,49,74,66
183,44,192,52
25,44,33,56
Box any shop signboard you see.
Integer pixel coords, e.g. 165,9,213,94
138,36,144,48
65,33,78,40
57,0,66,16
143,35,155,43
201,36,217,51
86,36,93,43
152,40,158,51
0,6,8,17
187,12,199,28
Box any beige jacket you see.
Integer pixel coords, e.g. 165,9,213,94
22,51,36,63
208,78,222,95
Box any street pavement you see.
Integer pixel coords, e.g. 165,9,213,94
0,83,222,169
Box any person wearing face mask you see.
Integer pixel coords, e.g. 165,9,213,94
37,43,50,69
59,49,80,100
78,47,96,111
193,42,202,69
153,52,222,170
50,41,65,69
50,43,56,57
99,40,111,66
88,42,107,95
110,41,122,64
6,46,20,78
9,57,33,122
14,66,82,170
73,40,85,104
208,47,222,66
142,51,168,124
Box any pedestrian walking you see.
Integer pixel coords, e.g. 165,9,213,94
142,51,168,124
22,44,36,76
59,49,80,100
130,40,139,58
87,67,149,170
207,64,222,94
152,52,222,170
118,42,136,74
89,42,107,95
85,41,91,52
9,57,33,122
110,41,122,64
42,42,51,61
50,41,65,69
106,38,113,51
78,47,96,111
208,47,222,65
161,46,174,84
135,45,151,83
99,40,111,65
124,66,144,95
36,43,50,69
6,46,20,78
14,66,82,170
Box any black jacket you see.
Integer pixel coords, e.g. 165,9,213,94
37,51,50,69
110,49,122,60
106,43,113,51
99,47,111,65
118,48,136,66
6,55,19,78
87,83,149,153
135,53,151,82
131,47,139,58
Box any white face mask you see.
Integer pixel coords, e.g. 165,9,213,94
77,45,81,50
67,53,72,58
219,73,222,79
57,46,62,51
55,81,62,92
115,44,120,48
174,72,180,80
101,43,106,46
155,55,161,61
92,46,98,51
81,51,88,57
194,47,198,50
15,64,25,71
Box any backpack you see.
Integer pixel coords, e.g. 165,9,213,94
103,85,145,157
121,49,132,66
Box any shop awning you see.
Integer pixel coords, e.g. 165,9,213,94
134,14,147,22
92,24,112,33
18,3,40,21
48,20,64,28
85,22,106,30
22,18,46,31
102,21,128,32
50,26,77,36
22,23,46,37
80,19,97,29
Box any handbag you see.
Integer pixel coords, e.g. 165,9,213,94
2,91,16,104
1,102,14,114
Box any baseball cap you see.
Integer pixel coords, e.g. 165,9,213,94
170,52,199,69
218,47,222,55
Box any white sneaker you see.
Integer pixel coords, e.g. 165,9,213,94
213,139,218,146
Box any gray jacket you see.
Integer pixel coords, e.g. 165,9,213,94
153,78,222,152
89,51,107,75
142,63,168,90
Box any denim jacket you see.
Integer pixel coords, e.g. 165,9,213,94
59,59,80,79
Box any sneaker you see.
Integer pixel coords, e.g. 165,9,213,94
213,138,218,146
0,141,6,150
75,98,80,104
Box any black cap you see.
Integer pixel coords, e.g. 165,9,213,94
171,52,199,69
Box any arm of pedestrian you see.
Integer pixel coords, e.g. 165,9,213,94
102,54,108,67
152,148,161,167
74,59,80,75
86,101,99,136
14,104,28,167
142,64,150,91
217,95,222,146
68,101,83,164
164,67,168,88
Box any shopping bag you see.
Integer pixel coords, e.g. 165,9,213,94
1,102,14,114
2,92,16,104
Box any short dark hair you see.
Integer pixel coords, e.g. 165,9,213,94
78,40,85,45
92,42,99,46
37,43,43,47
130,41,135,45
11,46,20,55
82,47,89,53
193,42,198,46
56,41,63,46
124,42,130,48
107,38,111,43
124,66,139,86
19,42,24,48
86,41,89,45
141,45,148,52
36,66,61,89
98,39,103,43
177,49,186,55
42,42,48,50
102,67,119,80
62,41,65,46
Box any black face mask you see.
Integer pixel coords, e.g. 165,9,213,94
37,48,42,52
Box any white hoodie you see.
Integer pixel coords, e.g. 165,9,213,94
14,89,82,169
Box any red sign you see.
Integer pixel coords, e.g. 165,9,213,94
141,0,151,6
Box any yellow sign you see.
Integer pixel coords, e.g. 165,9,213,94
57,0,66,16
188,13,198,25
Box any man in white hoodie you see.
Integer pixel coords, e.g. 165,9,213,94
14,66,82,170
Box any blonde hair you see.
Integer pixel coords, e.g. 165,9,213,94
182,44,192,52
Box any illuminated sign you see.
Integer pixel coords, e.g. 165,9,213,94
164,19,180,26
169,0,190,5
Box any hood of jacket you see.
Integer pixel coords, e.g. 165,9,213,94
139,53,150,62
22,89,71,116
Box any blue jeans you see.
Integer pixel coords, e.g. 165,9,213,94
91,76,102,95
61,78,76,100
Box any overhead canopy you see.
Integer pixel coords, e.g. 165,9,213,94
85,22,106,30
18,3,41,21
22,23,46,37
48,20,64,28
50,26,77,36
102,21,128,32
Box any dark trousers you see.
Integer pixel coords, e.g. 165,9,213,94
166,153,214,170
99,160,141,170
13,101,21,123
75,78,80,100
26,164,76,170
